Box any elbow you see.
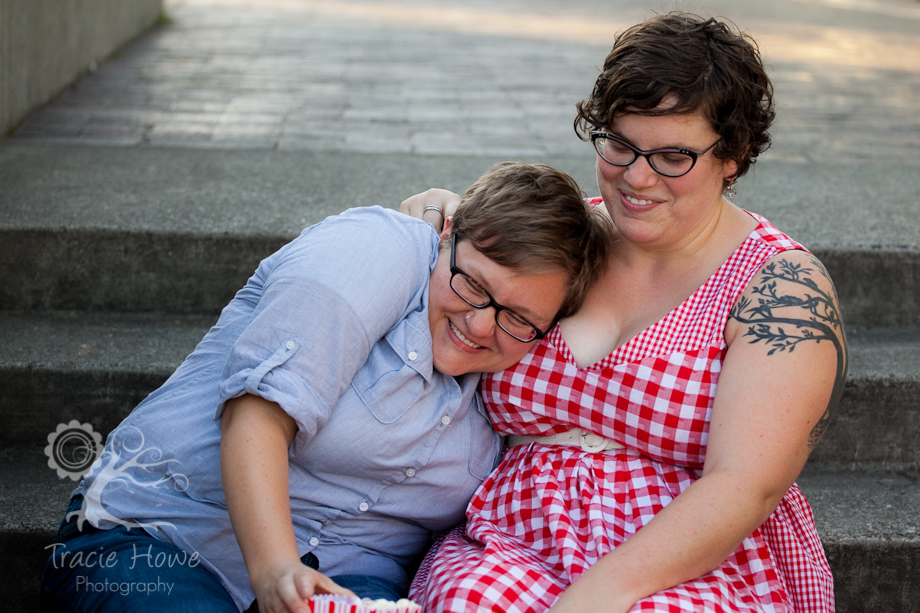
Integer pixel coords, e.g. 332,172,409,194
706,466,795,527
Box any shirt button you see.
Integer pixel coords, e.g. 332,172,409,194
285,340,296,350
309,537,319,547
358,502,369,512
323,520,331,526
408,351,418,361
405,468,416,478
441,415,451,426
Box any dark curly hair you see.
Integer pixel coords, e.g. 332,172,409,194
575,12,775,186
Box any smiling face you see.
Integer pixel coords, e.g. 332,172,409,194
428,236,569,377
596,108,738,253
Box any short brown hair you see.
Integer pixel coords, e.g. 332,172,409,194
575,12,775,185
449,162,611,320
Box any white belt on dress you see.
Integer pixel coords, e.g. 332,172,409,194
506,428,625,453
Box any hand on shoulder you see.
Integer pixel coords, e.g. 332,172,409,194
399,188,462,232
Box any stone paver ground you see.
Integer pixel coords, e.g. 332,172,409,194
9,0,920,164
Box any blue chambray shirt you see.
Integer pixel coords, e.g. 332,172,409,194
75,206,502,610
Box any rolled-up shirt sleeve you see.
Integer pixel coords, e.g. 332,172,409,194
217,207,438,439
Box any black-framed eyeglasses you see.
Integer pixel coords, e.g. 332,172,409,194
590,131,720,178
449,234,548,343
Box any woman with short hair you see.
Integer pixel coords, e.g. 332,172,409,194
40,162,611,613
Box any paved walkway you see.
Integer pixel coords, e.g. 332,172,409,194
10,0,920,164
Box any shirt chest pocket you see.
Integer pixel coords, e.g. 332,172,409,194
467,401,501,480
350,340,427,424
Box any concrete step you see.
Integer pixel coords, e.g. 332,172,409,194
2,142,919,327
0,310,215,444
797,465,920,611
0,444,914,613
7,225,917,328
0,445,80,613
811,326,920,470
1,311,918,465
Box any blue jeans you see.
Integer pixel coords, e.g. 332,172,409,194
41,498,405,612
40,497,239,612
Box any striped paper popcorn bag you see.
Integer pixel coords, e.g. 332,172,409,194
309,595,422,613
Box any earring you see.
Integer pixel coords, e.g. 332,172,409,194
725,181,737,203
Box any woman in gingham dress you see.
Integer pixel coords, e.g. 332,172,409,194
403,12,845,613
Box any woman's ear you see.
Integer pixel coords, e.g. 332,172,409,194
722,159,740,184
722,146,747,183
438,217,452,241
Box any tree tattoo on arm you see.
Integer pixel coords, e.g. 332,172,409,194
729,255,848,449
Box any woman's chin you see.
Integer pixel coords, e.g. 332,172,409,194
433,347,523,377
432,356,466,377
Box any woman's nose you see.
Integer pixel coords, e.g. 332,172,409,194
465,308,497,338
623,156,658,187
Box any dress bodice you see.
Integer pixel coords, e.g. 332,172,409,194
481,212,806,469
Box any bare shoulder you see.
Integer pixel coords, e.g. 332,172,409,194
728,250,844,351
726,249,848,448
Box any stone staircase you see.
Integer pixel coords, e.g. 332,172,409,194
1,138,918,613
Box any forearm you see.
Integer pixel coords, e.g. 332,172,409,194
221,394,301,582
551,468,787,613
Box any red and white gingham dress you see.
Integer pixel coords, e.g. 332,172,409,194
410,211,834,612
